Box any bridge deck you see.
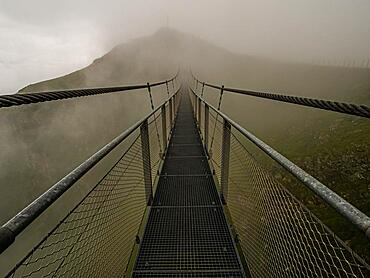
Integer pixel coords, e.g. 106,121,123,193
133,92,245,277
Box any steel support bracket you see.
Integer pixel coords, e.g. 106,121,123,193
169,98,173,129
220,119,231,204
140,120,153,206
165,80,170,98
204,103,209,156
147,82,154,110
161,105,167,155
198,98,201,128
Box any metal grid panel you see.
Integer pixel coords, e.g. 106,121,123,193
153,176,220,207
162,157,210,175
226,128,370,278
175,121,197,128
170,135,202,145
172,127,199,137
7,134,147,278
135,207,242,272
175,124,197,130
133,271,244,277
167,144,205,157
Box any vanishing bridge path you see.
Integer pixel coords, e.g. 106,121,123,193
0,72,369,277
133,94,246,277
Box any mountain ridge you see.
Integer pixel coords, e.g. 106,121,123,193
20,28,370,103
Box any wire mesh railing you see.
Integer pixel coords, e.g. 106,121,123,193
190,88,370,277
0,82,181,277
7,133,145,278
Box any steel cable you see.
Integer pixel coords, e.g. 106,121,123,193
192,74,370,118
0,74,177,109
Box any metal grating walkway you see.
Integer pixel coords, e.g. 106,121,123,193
133,92,246,277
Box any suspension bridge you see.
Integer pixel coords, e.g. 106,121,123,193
0,71,369,277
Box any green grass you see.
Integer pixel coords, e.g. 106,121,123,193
266,114,370,263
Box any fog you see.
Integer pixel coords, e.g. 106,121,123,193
1,0,370,94
0,0,370,273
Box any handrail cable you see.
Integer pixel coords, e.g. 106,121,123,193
191,72,370,118
0,72,178,109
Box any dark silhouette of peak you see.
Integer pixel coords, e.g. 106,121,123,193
20,27,370,106
19,28,230,92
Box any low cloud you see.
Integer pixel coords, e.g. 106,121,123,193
0,0,370,94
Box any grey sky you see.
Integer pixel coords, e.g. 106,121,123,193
0,0,369,94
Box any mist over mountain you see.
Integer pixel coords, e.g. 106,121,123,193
21,28,370,104
1,28,369,266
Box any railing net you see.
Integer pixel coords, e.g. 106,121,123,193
195,96,370,278
7,109,169,277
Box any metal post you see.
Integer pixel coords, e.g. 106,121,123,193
169,98,173,129
209,85,225,151
192,92,195,111
195,95,198,119
140,120,153,205
195,94,198,118
175,93,178,111
161,105,167,152
201,82,205,97
198,98,201,127
220,119,231,204
173,94,177,117
177,91,180,111
147,82,154,110
165,80,170,97
175,93,179,116
204,103,209,152
172,80,175,93
217,85,224,110
178,90,181,108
